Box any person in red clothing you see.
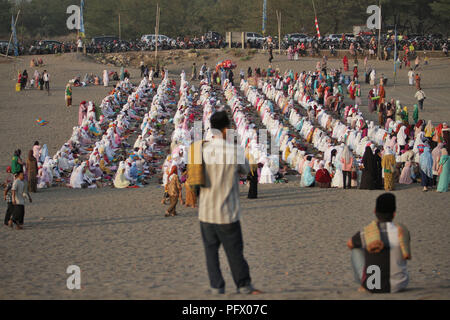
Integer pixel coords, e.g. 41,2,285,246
343,56,349,72
315,161,332,188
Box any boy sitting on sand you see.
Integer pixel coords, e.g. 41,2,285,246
346,193,411,293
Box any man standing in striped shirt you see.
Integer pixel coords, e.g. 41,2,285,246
198,111,261,295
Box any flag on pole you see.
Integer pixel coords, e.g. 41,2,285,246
11,15,19,56
314,16,321,40
79,0,85,38
262,0,267,36
393,24,398,84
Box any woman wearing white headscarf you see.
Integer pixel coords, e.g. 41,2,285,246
369,69,376,86
103,70,109,87
39,144,48,164
69,163,86,189
113,161,130,189
259,157,275,184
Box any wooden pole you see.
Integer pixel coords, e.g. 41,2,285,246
155,3,160,62
276,11,281,54
119,13,121,40
377,0,381,60
6,10,21,59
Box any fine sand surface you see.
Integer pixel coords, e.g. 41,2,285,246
0,52,449,300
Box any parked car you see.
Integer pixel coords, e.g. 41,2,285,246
245,32,265,43
0,40,15,55
325,34,342,42
344,33,355,41
91,36,120,45
141,34,175,46
28,40,62,54
283,33,310,43
204,31,223,41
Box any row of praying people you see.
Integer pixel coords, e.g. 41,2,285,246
258,68,449,192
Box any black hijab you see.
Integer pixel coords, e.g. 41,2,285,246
362,146,376,172
360,146,377,189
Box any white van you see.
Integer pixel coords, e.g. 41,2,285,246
141,34,174,45
245,32,265,43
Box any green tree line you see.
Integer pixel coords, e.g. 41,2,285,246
1,0,449,41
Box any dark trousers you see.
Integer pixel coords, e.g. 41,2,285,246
44,81,50,91
4,202,13,225
420,169,433,187
200,221,251,290
12,204,24,225
343,171,352,189
418,99,424,110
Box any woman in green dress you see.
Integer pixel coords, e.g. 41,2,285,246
413,104,419,125
437,149,449,192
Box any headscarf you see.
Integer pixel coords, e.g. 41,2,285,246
424,120,434,137
384,146,393,155
301,166,315,187
342,145,351,163
419,147,433,178
362,146,376,173
113,161,130,188
432,143,444,172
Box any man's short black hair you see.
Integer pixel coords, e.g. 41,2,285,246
210,111,230,131
375,193,396,222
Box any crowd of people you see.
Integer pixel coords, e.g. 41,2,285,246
237,56,449,193
3,47,449,294
16,59,50,93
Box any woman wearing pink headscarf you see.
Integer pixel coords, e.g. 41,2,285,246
399,161,413,184
432,143,444,184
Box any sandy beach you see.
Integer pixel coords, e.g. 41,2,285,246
0,52,449,300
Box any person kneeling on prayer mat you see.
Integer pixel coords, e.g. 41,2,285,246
315,161,332,188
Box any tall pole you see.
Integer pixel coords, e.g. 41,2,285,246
119,13,121,40
262,0,267,37
311,0,321,40
393,15,397,86
6,10,20,59
377,0,381,60
276,10,281,54
155,3,160,62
